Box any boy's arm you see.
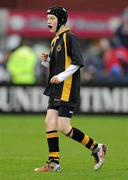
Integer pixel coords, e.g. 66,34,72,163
50,64,79,84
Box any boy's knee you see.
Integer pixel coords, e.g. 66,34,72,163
58,121,72,135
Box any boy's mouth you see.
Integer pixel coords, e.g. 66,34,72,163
48,25,53,29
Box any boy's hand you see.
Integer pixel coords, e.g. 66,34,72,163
40,53,48,63
50,76,60,84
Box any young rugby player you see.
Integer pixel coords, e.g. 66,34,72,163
34,6,107,172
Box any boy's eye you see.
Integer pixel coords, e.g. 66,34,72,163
51,17,55,20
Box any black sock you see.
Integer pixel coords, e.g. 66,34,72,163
47,130,60,164
67,127,98,150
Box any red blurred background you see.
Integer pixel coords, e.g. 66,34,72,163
0,0,128,12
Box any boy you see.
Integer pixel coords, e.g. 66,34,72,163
34,6,107,172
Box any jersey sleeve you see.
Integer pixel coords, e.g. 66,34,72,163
56,64,79,82
67,32,84,67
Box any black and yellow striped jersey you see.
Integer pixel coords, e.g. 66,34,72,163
43,27,84,107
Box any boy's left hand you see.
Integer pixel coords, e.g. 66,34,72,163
50,76,60,84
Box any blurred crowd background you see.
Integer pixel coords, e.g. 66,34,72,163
0,0,128,85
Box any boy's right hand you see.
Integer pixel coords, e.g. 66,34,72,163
40,53,48,63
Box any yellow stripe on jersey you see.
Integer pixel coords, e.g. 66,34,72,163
51,36,58,53
51,36,57,46
61,33,73,102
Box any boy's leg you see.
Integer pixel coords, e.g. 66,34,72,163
66,126,107,170
34,108,60,172
58,106,107,171
58,106,97,150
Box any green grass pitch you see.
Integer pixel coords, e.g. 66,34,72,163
0,115,128,180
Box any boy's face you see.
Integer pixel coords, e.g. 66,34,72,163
47,14,58,32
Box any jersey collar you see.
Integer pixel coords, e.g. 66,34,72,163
56,27,70,37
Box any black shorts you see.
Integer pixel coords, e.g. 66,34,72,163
48,103,74,118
